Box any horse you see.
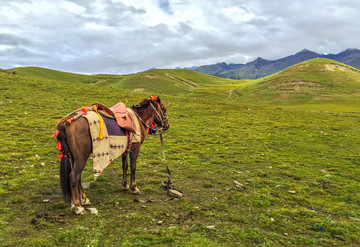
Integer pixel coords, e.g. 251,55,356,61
55,96,169,214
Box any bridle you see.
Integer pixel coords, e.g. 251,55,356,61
149,101,168,131
132,99,168,132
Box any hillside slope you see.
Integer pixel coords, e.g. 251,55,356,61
117,69,237,94
8,66,96,83
7,66,131,85
8,66,238,96
233,58,360,109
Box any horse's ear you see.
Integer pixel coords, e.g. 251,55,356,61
157,96,161,103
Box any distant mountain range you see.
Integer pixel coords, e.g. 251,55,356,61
188,48,360,79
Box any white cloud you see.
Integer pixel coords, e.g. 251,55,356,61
221,6,255,23
0,0,359,74
63,1,87,15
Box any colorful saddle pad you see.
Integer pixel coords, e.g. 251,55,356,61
83,111,128,180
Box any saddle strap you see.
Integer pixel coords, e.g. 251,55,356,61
92,103,114,116
93,105,104,140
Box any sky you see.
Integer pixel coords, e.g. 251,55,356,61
1,0,359,75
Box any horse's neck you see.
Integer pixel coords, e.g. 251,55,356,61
134,105,154,127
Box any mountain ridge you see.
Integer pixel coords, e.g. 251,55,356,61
189,48,360,79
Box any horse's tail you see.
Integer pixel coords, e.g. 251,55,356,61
55,119,72,204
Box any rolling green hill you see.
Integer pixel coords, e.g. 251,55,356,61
6,59,360,112
7,66,131,86
8,66,96,83
7,67,239,96
232,58,360,111
110,69,239,96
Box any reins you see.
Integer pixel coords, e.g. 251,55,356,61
159,130,174,189
132,99,182,200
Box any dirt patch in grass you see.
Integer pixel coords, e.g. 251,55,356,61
324,63,360,74
166,73,197,88
15,230,29,238
271,80,325,94
144,74,157,79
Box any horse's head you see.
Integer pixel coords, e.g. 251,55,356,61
149,96,170,131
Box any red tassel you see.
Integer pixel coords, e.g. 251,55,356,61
56,141,62,151
125,131,132,153
58,152,67,161
149,96,157,101
52,130,60,138
148,123,157,134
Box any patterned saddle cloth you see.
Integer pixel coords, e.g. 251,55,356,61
81,109,142,180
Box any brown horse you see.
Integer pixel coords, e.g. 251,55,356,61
55,96,169,214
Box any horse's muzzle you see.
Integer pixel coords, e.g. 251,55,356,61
162,122,170,131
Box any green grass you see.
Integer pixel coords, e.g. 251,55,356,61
1,63,360,246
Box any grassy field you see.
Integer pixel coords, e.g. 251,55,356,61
0,64,360,246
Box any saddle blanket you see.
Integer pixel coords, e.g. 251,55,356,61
82,110,142,180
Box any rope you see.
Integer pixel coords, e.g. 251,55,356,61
131,109,156,131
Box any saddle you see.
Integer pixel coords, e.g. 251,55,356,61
93,102,136,133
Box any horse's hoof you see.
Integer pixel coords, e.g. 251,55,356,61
123,185,130,191
131,188,141,195
81,198,91,206
75,206,86,215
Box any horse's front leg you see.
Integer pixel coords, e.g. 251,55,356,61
122,153,129,191
130,143,141,194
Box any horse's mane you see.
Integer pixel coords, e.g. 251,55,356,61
131,99,152,110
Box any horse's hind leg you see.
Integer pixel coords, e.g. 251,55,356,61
122,153,130,191
69,167,86,214
69,154,90,207
66,118,91,215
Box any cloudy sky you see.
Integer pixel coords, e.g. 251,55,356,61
1,0,359,74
